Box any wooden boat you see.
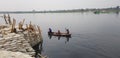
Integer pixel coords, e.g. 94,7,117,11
48,32,71,37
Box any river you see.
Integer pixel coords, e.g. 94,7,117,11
0,12,120,58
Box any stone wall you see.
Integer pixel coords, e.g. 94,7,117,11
0,33,35,56
0,50,34,58
0,25,43,58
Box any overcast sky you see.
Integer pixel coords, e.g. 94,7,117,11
0,0,120,11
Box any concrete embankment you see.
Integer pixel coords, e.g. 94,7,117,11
0,25,43,58
0,50,34,58
0,14,44,58
0,33,35,56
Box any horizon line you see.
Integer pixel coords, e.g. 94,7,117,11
0,6,119,12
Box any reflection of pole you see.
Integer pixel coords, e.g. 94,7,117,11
65,37,70,44
39,41,43,54
3,14,8,24
34,41,43,58
66,37,69,42
48,35,52,39
58,36,60,40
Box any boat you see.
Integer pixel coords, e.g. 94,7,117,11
48,32,71,37
93,11,100,14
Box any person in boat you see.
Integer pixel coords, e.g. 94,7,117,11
58,30,61,34
66,29,69,34
49,28,52,33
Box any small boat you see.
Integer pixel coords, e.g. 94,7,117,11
93,11,100,14
48,32,71,37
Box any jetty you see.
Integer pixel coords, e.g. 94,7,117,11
0,14,45,58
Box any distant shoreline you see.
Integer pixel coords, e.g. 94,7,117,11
0,10,119,14
0,7,119,14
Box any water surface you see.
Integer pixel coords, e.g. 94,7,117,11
0,12,120,58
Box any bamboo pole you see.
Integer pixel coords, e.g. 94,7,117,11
37,26,42,39
32,25,37,36
33,25,37,31
29,21,32,30
25,24,28,31
29,21,35,31
3,14,8,24
18,21,22,30
37,25,42,40
8,14,12,25
11,18,16,33
21,19,25,30
37,26,41,34
18,19,25,30
13,18,16,29
22,19,25,25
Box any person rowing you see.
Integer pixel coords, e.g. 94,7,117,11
66,29,69,34
58,30,61,35
49,28,52,33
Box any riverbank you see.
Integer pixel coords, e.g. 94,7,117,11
0,14,44,58
0,50,34,58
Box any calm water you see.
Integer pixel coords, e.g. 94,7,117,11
0,12,120,58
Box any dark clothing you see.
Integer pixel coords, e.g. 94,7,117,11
49,28,52,33
66,29,69,34
58,30,61,34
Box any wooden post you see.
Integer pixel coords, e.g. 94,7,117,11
37,26,41,35
21,19,25,30
26,24,28,31
18,21,22,29
3,14,8,24
22,19,25,25
18,19,25,30
13,18,16,29
8,14,12,25
37,25,42,40
29,21,32,30
33,25,37,31
32,25,37,36
29,21,35,31
11,18,16,33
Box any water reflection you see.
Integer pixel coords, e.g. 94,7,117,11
33,41,43,58
5,13,120,58
48,35,71,44
115,11,119,15
65,36,70,44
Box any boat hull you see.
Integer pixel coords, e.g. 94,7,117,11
48,32,71,37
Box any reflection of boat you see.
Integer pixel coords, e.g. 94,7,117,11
48,33,71,44
48,32,71,37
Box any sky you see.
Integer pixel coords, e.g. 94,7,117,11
0,0,120,11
